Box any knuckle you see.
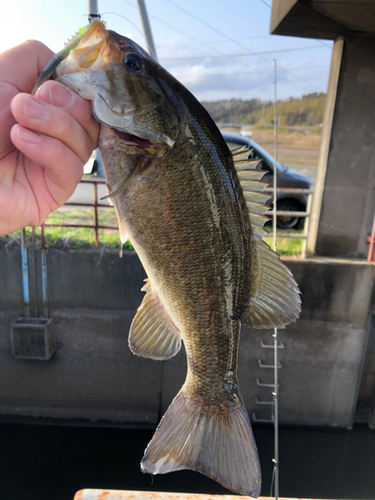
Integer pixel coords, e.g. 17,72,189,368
22,39,49,52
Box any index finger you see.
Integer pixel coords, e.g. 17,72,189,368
0,40,53,94
0,41,53,157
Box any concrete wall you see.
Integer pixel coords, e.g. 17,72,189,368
314,36,375,258
0,246,374,428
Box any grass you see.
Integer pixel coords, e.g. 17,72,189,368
1,207,133,252
1,208,304,257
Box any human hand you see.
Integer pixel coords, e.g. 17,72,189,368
0,40,99,236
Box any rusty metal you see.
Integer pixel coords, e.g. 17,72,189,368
43,179,314,256
11,316,55,360
273,233,307,239
93,182,99,247
74,490,303,500
366,214,375,263
42,178,120,246
264,186,314,257
264,187,314,194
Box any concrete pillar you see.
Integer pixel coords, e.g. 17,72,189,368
309,36,375,258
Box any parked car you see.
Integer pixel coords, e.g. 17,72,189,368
222,131,313,229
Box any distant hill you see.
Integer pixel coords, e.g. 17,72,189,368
201,93,326,128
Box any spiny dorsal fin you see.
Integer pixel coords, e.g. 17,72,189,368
231,147,271,237
231,147,301,329
129,280,181,360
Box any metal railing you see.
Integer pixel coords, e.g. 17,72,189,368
43,179,314,258
43,178,116,247
264,187,314,259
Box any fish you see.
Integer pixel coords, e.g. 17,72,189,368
39,20,301,496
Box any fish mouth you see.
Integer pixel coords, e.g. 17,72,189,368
98,93,149,118
94,94,174,150
111,128,155,147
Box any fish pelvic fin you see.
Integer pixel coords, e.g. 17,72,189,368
129,280,181,360
141,389,262,497
231,147,301,328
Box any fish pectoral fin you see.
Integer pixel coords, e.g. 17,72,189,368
243,239,301,329
141,389,262,497
129,283,181,360
111,195,129,244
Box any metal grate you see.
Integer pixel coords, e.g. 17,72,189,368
11,317,55,360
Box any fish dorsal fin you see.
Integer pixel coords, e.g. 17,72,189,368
129,280,181,360
231,148,301,328
232,147,271,240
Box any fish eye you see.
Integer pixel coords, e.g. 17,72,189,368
124,53,142,71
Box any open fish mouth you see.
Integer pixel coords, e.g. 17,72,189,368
112,128,156,147
93,94,173,149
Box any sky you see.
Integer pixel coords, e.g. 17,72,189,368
1,0,333,102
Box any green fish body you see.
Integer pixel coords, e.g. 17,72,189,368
46,21,301,496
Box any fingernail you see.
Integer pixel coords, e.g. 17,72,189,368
16,125,41,144
24,96,47,120
49,83,75,109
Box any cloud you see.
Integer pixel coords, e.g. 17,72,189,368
163,55,329,101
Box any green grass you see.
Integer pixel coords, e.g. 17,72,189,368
1,209,304,256
1,207,133,251
264,221,304,256
264,233,304,256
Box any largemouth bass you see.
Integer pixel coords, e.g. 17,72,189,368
40,21,301,496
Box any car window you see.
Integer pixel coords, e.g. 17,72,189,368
225,139,272,173
247,149,272,173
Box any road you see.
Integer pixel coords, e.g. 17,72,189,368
67,180,108,205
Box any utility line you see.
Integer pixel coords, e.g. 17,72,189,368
161,44,328,61
157,35,270,49
165,0,274,58
119,0,329,91
162,0,329,91
119,0,229,57
171,65,330,79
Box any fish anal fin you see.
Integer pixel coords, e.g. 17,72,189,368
141,389,262,497
129,283,181,360
243,239,301,329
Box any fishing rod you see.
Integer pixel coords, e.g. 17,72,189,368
87,0,100,22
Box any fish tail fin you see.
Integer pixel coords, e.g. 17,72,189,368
141,388,262,497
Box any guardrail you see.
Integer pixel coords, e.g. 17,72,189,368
264,187,314,259
44,179,314,258
43,178,113,247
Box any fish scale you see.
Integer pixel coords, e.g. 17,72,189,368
37,19,301,497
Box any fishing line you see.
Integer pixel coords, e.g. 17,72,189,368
101,11,158,60
272,59,279,500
